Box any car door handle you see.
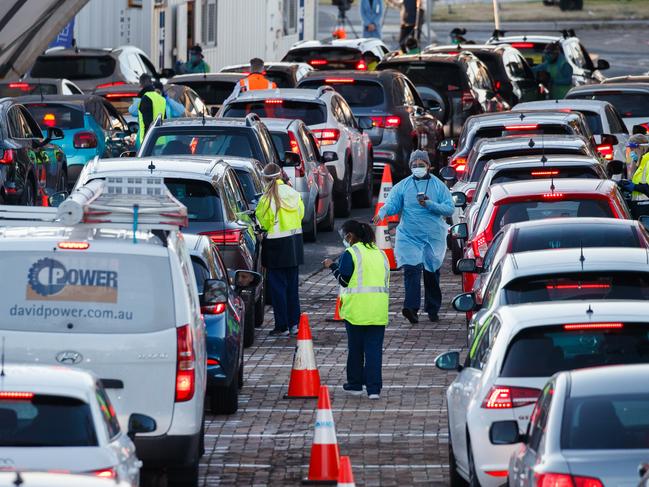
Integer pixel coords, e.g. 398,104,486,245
100,379,124,389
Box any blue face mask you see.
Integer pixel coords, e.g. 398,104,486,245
631,151,640,163
411,167,427,178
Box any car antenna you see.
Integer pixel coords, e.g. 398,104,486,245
72,37,79,54
13,471,23,487
1,336,5,377
586,304,593,316
38,77,44,102
579,239,585,270
148,161,156,174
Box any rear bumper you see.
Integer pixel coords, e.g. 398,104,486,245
135,432,201,468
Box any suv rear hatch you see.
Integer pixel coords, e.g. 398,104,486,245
223,99,328,126
283,47,363,70
31,55,117,81
174,80,239,108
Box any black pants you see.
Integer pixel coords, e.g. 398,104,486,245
403,264,442,316
267,266,300,332
345,322,385,396
399,10,424,51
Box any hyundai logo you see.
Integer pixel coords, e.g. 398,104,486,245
55,351,83,365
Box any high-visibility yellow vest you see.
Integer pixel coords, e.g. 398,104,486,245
138,91,167,143
255,180,304,238
340,242,389,326
632,153,649,201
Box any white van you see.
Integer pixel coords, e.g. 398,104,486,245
0,178,206,486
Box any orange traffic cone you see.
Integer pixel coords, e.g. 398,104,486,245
303,386,340,485
337,456,356,487
374,215,397,270
329,296,342,322
285,314,321,399
374,165,398,224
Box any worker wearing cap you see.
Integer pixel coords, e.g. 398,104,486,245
372,151,454,323
255,163,304,337
179,45,210,74
532,42,573,99
225,58,277,105
137,75,166,145
618,135,649,218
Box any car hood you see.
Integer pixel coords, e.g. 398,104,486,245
0,0,89,79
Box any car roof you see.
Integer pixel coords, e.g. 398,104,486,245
14,94,103,105
503,216,638,233
172,72,246,82
155,116,259,128
474,135,588,152
290,38,383,50
40,47,117,56
0,364,96,399
229,87,328,102
568,83,649,94
513,99,613,112
380,53,464,64
261,117,301,130
92,83,142,94
0,472,132,487
426,43,504,53
488,178,616,202
468,110,581,126
484,154,600,169
491,35,563,44
221,62,308,71
603,75,649,84
566,364,649,398
82,156,232,180
300,69,400,82
0,78,64,85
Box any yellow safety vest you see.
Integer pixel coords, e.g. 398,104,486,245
255,180,304,238
340,242,389,326
632,153,649,201
138,91,167,143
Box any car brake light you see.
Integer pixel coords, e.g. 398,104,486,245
385,116,401,128
58,241,90,250
505,124,539,131
482,385,541,409
542,192,564,199
265,99,284,104
597,143,614,161
74,131,98,149
95,81,126,89
104,92,139,99
42,113,56,127
175,324,195,402
8,82,31,90
288,131,306,177
207,358,220,365
200,229,244,246
536,473,603,487
450,156,467,174
511,42,535,49
312,128,341,146
485,471,508,477
471,231,489,259
356,60,368,71
461,91,476,111
309,59,328,66
0,149,15,164
531,170,559,177
563,322,623,331
325,78,355,83
494,80,502,91
201,303,227,315
547,283,610,290
91,468,117,479
0,391,34,400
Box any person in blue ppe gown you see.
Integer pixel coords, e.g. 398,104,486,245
360,0,384,39
373,151,454,323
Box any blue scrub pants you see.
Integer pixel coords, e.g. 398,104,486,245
267,266,300,332
403,264,441,315
345,322,385,396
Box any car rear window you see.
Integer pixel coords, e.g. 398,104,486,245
23,103,85,130
299,79,385,108
572,92,649,119
0,251,174,333
489,166,599,185
223,100,327,126
31,55,116,80
283,48,361,69
512,223,640,252
500,323,649,378
0,83,57,97
476,124,573,141
165,178,223,222
0,395,97,447
175,80,237,105
561,393,649,450
507,42,547,67
381,61,466,95
492,198,613,234
505,272,649,305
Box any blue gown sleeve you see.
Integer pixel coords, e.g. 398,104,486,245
424,179,455,217
378,180,405,219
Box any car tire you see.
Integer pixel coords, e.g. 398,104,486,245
449,439,468,487
238,353,244,389
20,177,35,206
334,164,352,218
318,198,335,231
167,461,199,487
210,367,239,414
352,153,374,208
467,437,481,487
254,294,265,328
243,295,255,348
451,240,463,275
303,204,318,242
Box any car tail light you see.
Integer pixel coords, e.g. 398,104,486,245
461,90,476,111
535,473,603,487
547,283,610,290
466,188,476,203
505,124,539,131
42,113,56,127
207,358,220,366
511,42,535,49
471,231,489,259
563,322,623,331
265,99,284,104
8,82,31,91
356,60,368,70
200,229,244,246
450,156,467,174
485,471,508,477
201,303,227,315
91,468,117,479
369,116,401,129
74,131,98,149
0,391,34,400
175,324,195,402
542,192,564,199
312,128,341,146
482,385,541,409
597,143,614,161
58,241,90,250
494,80,502,91
288,131,306,177
105,92,139,99
325,78,355,83
309,59,328,66
0,149,15,164
95,81,126,89
531,169,559,177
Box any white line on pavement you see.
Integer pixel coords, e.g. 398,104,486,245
251,346,458,352
205,432,447,438
237,408,445,413
246,363,435,368
242,384,446,388
199,463,449,469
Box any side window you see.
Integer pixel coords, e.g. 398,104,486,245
566,41,586,69
226,170,248,213
8,107,24,138
127,53,145,76
19,107,43,139
139,54,158,77
475,63,493,90
404,78,424,106
88,100,110,130
103,101,125,130
482,263,502,309
67,83,83,95
338,97,356,128
482,232,504,271
306,131,322,160
528,382,554,452
403,82,417,106
469,316,501,369
219,178,238,220
95,384,121,440
606,106,626,134
392,78,406,105
504,50,527,79
209,244,227,280
330,97,344,125
474,193,491,229
298,126,317,162
257,127,278,164
191,257,210,293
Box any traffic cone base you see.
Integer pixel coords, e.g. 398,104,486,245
337,456,356,487
303,386,340,485
285,314,321,399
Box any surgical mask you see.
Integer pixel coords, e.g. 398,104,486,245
342,238,350,248
190,54,200,64
631,151,639,163
411,167,427,178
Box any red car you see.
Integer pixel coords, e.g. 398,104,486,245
450,178,631,294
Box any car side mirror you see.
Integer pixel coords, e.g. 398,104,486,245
160,68,176,79
48,191,68,208
234,270,262,289
40,126,64,146
601,134,618,146
639,215,649,232
489,420,525,445
357,116,373,131
439,166,457,182
452,191,467,208
450,223,468,240
452,292,477,312
321,151,338,163
438,138,456,153
607,159,624,177
457,258,479,273
283,151,302,167
435,351,462,371
200,278,228,313
127,121,139,134
596,59,610,71
127,413,157,440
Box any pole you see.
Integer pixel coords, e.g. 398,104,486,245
492,0,501,30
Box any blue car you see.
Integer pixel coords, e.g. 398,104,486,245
185,234,260,415
18,95,135,187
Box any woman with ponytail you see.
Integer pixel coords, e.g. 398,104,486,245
255,163,305,336
323,219,390,400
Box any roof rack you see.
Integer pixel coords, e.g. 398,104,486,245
245,113,261,127
491,28,575,40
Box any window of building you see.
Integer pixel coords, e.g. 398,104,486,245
284,0,298,35
201,0,217,46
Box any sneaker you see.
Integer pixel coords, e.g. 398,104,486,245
343,383,363,396
428,313,439,322
268,329,289,337
289,325,299,336
368,394,380,400
402,308,419,324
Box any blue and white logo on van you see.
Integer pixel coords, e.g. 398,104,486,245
26,258,118,303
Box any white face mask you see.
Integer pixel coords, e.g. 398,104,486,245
411,167,427,178
342,238,351,248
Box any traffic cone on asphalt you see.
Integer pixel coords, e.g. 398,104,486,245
374,165,398,224
285,314,321,399
303,386,340,485
374,215,397,270
337,457,356,487
330,296,342,322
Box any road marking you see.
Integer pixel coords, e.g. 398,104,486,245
205,432,447,438
237,407,445,413
246,363,436,368
251,346,459,352
242,384,446,389
199,463,449,469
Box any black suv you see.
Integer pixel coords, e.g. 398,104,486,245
298,70,445,180
0,98,67,205
137,114,281,167
378,53,509,138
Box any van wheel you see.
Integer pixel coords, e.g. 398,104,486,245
334,168,352,217
210,368,239,414
352,155,373,208
243,295,255,348
167,461,199,487
318,199,335,231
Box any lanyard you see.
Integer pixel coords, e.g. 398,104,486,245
413,176,430,195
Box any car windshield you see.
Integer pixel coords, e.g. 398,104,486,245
31,55,116,80
223,100,327,126
0,395,97,447
501,323,649,378
283,47,361,69
491,198,613,235
23,103,85,130
0,83,57,97
505,272,649,304
512,223,640,252
561,393,649,450
141,128,262,160
576,110,604,134
165,178,222,222
175,80,237,105
489,166,599,185
575,92,649,119
299,79,385,108
382,61,465,95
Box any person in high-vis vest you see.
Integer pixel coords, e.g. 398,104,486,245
137,79,166,145
255,163,305,336
618,135,649,218
324,220,389,400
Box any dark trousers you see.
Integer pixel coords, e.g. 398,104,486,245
345,322,385,396
267,266,300,332
403,264,442,315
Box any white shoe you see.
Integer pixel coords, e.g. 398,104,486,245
368,394,380,400
290,325,298,336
